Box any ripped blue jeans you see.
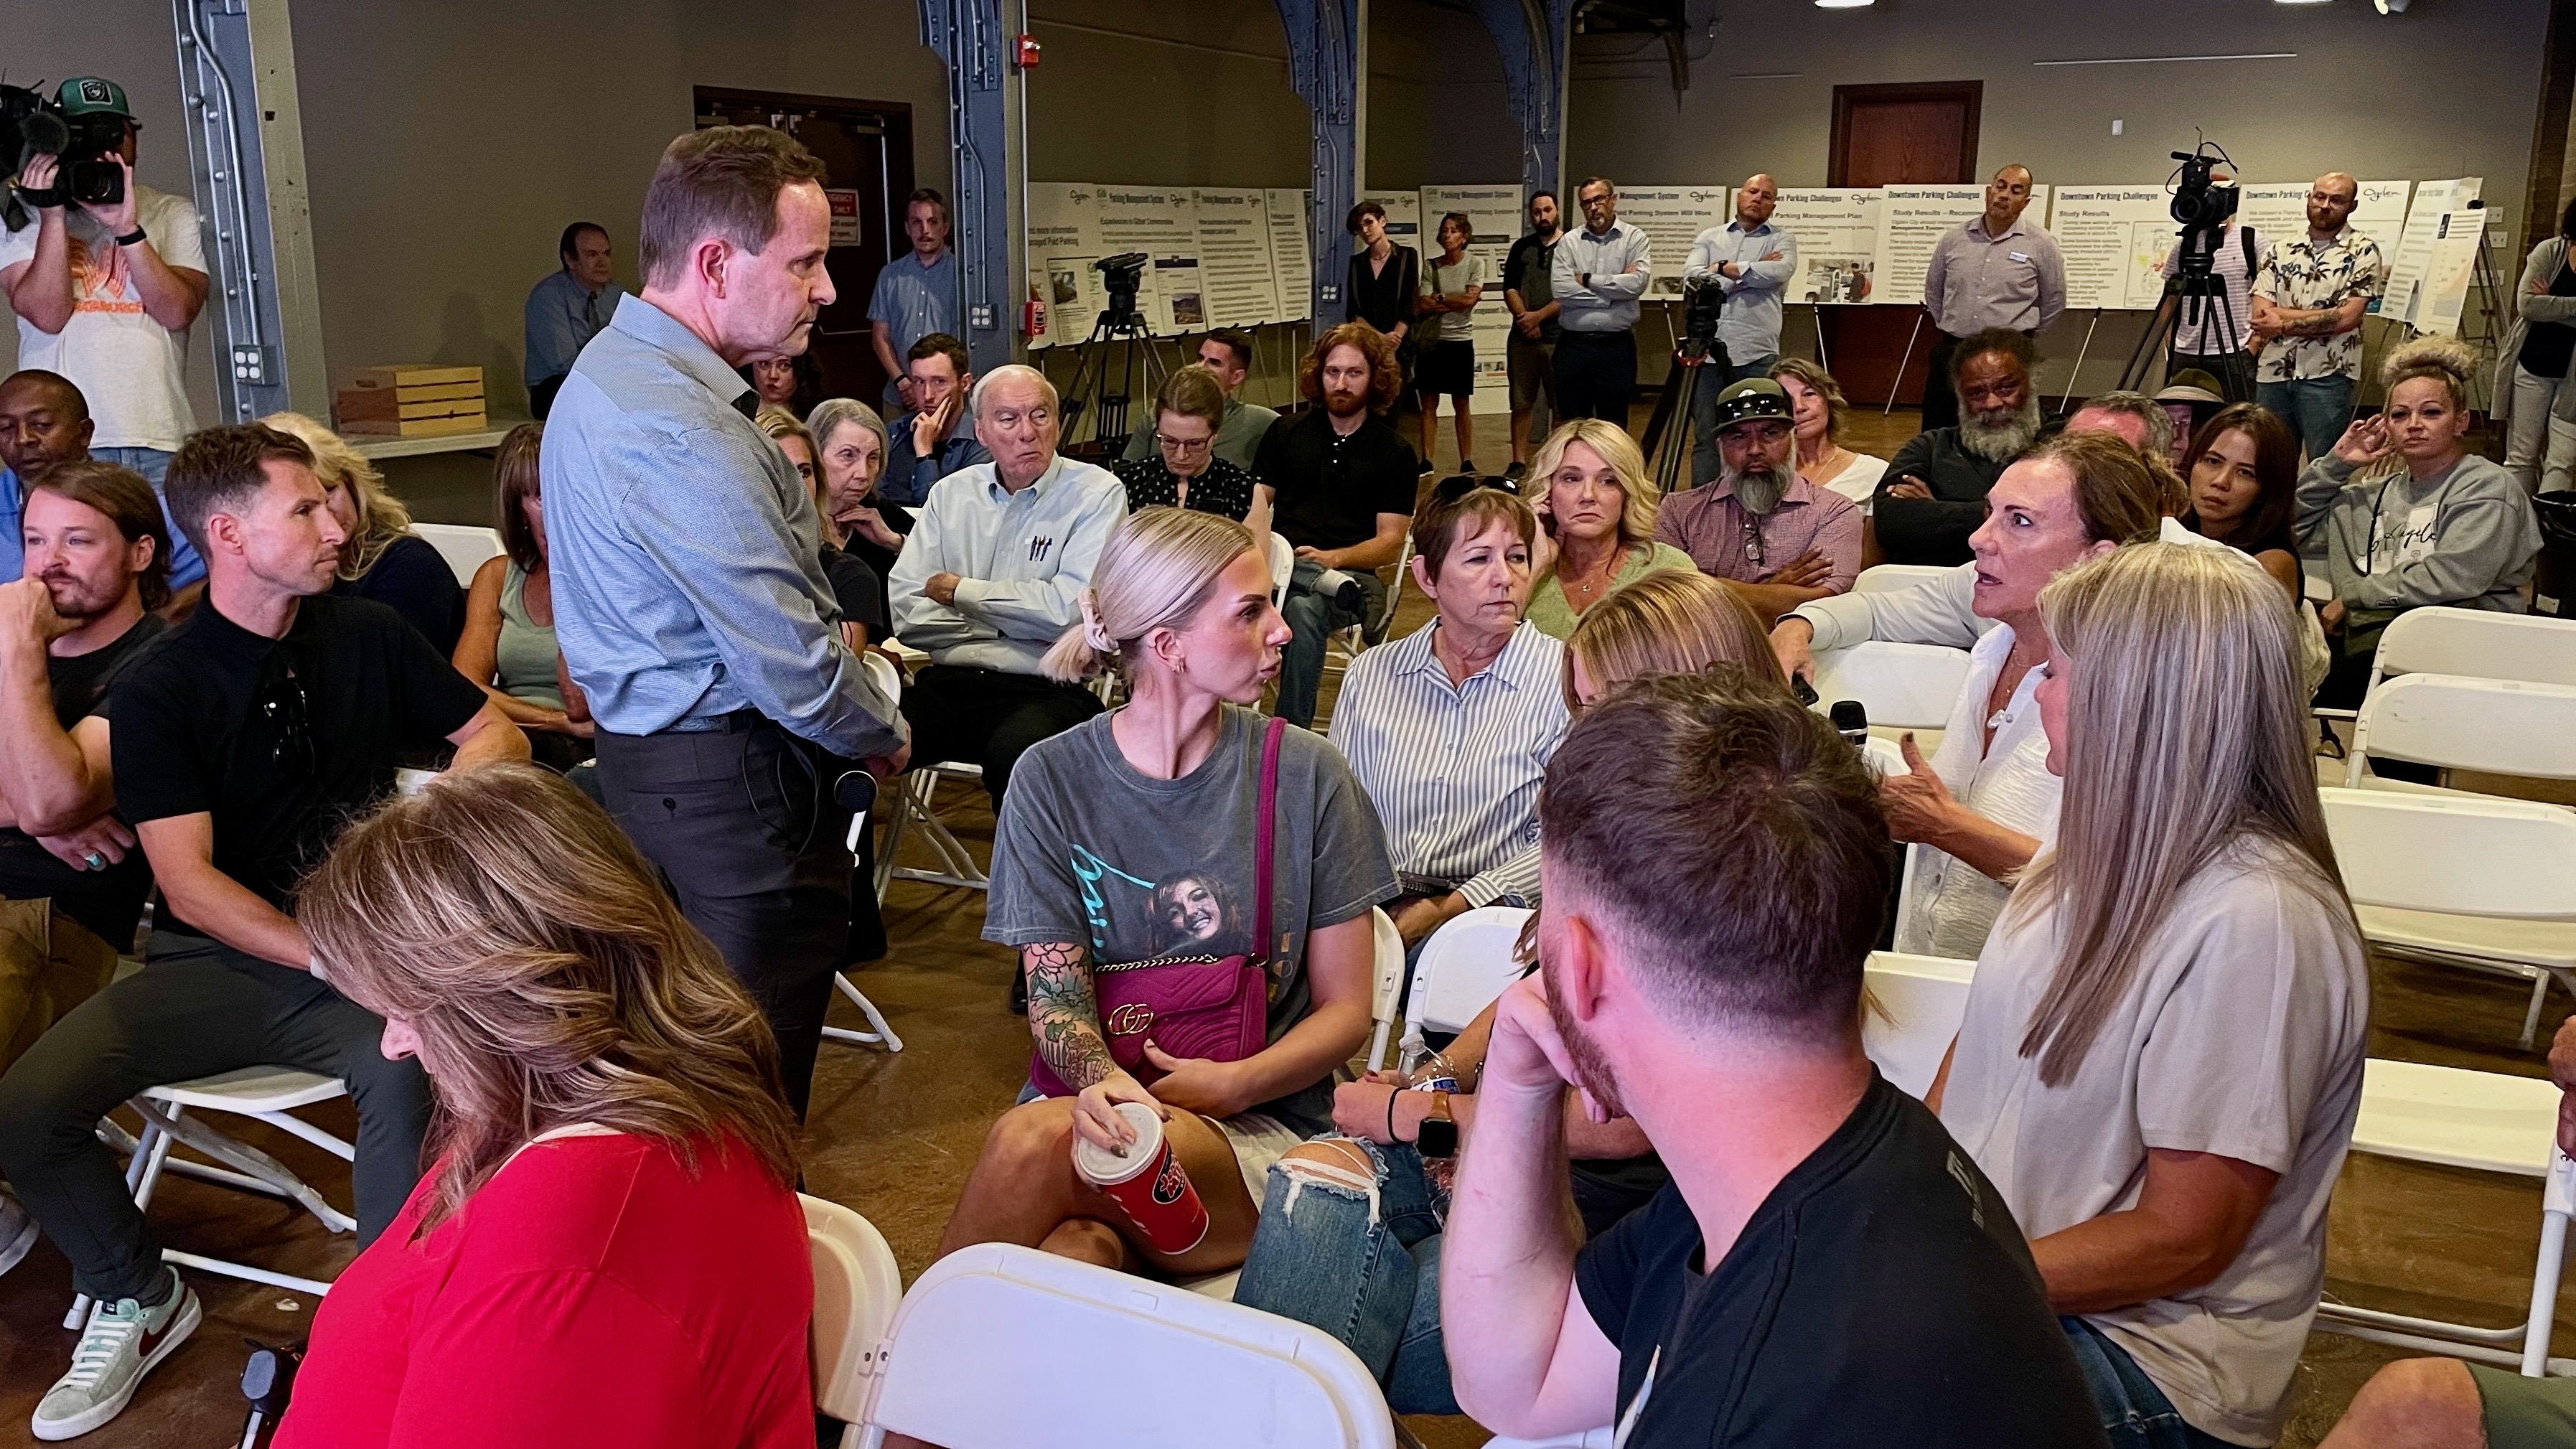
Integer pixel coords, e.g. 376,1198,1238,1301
1230,1135,1460,1415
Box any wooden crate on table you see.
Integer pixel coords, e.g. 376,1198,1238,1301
336,365,487,437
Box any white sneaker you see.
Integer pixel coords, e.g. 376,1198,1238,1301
0,1186,36,1277
32,1267,199,1441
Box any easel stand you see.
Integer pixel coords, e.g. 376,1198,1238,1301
2059,310,2104,416
1883,313,1926,415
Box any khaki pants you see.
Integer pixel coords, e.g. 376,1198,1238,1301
0,899,118,1077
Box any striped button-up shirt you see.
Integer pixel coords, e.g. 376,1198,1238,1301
543,294,904,758
1328,618,1569,906
888,453,1129,675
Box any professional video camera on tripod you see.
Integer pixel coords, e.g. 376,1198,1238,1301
1057,251,1167,456
1638,274,1730,494
2118,137,2257,395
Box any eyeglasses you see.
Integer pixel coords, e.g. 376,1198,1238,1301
1740,513,1768,569
257,664,315,776
1434,474,1519,505
1153,432,1213,456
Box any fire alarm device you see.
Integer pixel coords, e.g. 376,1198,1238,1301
1013,34,1042,68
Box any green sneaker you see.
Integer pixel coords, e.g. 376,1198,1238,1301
32,1267,198,1440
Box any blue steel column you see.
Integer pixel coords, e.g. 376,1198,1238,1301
921,0,1013,375
1274,0,1362,321
1468,0,1574,203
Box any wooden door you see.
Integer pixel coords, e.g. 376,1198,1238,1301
695,87,915,408
1825,82,1981,407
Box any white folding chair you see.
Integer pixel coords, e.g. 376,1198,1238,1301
852,1242,1397,1448
69,1067,356,1327
1384,906,1532,1074
805,1194,904,1449
2314,1061,2576,1376
1321,533,1414,703
825,653,907,1051
871,642,993,901
1267,530,1296,606
411,522,505,586
1853,563,1957,596
2320,787,2576,1048
1859,951,1977,1099
2345,672,2576,791
1807,639,1972,733
1364,906,1408,1072
2366,606,2576,698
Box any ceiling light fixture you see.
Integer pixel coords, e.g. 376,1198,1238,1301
1814,0,1874,9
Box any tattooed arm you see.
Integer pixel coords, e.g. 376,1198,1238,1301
1024,939,1170,1150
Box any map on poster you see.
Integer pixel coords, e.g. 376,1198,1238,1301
2381,178,2481,327
1026,182,1104,351
1266,188,1313,321
2233,179,2410,262
1421,184,1524,408
1613,186,1733,299
1771,188,1881,306
2051,187,2179,311
1190,188,1280,328
1874,185,2054,306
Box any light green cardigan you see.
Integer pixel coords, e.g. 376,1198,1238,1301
1523,540,1699,640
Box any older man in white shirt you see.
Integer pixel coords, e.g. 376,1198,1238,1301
890,364,1128,808
1769,431,2162,957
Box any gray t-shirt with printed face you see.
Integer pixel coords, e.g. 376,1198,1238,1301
985,704,1399,1133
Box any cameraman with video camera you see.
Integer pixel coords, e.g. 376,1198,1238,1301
2160,155,2264,405
2,78,208,592
1682,174,1798,488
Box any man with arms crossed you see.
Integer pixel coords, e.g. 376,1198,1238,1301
1440,672,2106,1447
2249,172,2386,461
545,127,907,1120
1503,191,1564,475
1682,174,1799,487
0,424,524,1440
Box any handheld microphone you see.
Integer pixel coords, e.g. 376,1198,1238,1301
833,770,879,816
1829,700,1869,746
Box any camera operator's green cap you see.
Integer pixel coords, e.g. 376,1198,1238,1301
1712,378,1793,433
56,78,134,120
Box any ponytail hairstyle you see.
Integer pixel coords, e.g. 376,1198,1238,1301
1041,507,1258,683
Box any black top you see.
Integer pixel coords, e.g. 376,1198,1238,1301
1344,243,1419,337
108,594,487,934
1575,1074,2107,1449
2524,257,2576,380
818,543,889,638
332,533,466,657
1873,428,2014,566
1504,232,1561,342
0,613,170,946
1110,454,1260,524
1254,411,1420,553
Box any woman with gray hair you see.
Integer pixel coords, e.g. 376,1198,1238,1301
806,395,909,619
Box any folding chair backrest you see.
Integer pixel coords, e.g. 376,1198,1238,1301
1364,906,1405,1070
1861,951,1976,1099
804,1194,903,1427
2348,673,2576,784
861,1243,1396,1449
1266,532,1295,606
413,523,505,586
1808,640,1972,732
2320,787,2576,919
2374,607,2576,689
1854,563,1957,596
1405,906,1534,1041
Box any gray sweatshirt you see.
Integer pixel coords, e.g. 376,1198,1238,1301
2295,451,2540,627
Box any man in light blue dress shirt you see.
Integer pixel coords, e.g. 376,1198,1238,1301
870,188,961,412
1550,177,1654,423
543,128,904,1117
523,221,626,418
1683,176,1799,487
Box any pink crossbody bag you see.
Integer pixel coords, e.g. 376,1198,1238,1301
1027,716,1284,1100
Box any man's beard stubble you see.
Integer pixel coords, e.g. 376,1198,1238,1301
1959,395,2044,463
1324,385,1369,418
1540,953,1628,1122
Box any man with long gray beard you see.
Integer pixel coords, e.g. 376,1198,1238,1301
1875,329,2041,566
1656,378,1858,618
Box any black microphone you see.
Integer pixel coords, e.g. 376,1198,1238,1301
237,1341,303,1448
834,770,879,815
1829,700,1869,746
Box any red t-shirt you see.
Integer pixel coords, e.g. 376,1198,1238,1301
277,1130,813,1448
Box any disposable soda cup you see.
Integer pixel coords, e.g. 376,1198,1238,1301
1072,1100,1210,1255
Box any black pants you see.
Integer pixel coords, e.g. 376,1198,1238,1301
1552,331,1638,424
0,931,431,1303
1921,331,1964,433
594,717,858,1120
900,665,1105,806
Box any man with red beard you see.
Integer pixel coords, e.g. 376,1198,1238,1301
1254,322,1420,728
1440,672,2107,1449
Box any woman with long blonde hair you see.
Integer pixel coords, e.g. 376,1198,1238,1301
1560,567,1781,708
260,411,464,653
938,506,1397,1280
1522,418,1695,639
273,763,812,1446
1933,542,2369,1449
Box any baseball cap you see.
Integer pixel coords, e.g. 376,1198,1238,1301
1712,378,1794,432
55,78,134,120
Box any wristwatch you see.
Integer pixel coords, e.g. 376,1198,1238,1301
1415,1089,1458,1160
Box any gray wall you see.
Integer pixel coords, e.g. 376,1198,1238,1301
1026,0,1311,189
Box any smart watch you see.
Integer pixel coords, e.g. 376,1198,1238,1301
113,225,147,248
1415,1089,1458,1160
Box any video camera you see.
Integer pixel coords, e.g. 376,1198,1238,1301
1093,251,1149,331
1,81,128,225
2169,141,2240,235
1677,273,1730,365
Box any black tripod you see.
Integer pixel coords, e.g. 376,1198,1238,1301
1639,334,1730,496
1057,303,1167,451
2117,222,2239,392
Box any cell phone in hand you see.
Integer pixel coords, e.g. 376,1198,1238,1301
1791,675,1819,707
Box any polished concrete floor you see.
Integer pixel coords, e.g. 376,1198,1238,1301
6,400,2562,1447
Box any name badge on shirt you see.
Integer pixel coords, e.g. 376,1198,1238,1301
2008,250,2031,263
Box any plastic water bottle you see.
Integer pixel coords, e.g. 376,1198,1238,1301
1403,1047,1459,1094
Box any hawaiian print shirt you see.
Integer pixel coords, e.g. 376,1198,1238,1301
2249,226,2387,383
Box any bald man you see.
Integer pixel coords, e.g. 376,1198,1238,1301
2249,171,2387,461
0,370,95,581
1682,174,1799,486
1921,164,2066,433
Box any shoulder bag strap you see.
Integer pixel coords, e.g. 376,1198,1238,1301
1255,716,1285,962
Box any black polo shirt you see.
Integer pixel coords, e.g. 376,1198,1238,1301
108,594,487,935
1254,411,1420,553
1504,232,1561,341
1574,1074,2107,1449
0,612,169,946
1872,427,2015,566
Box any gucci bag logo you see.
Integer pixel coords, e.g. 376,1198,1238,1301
1103,1003,1156,1037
